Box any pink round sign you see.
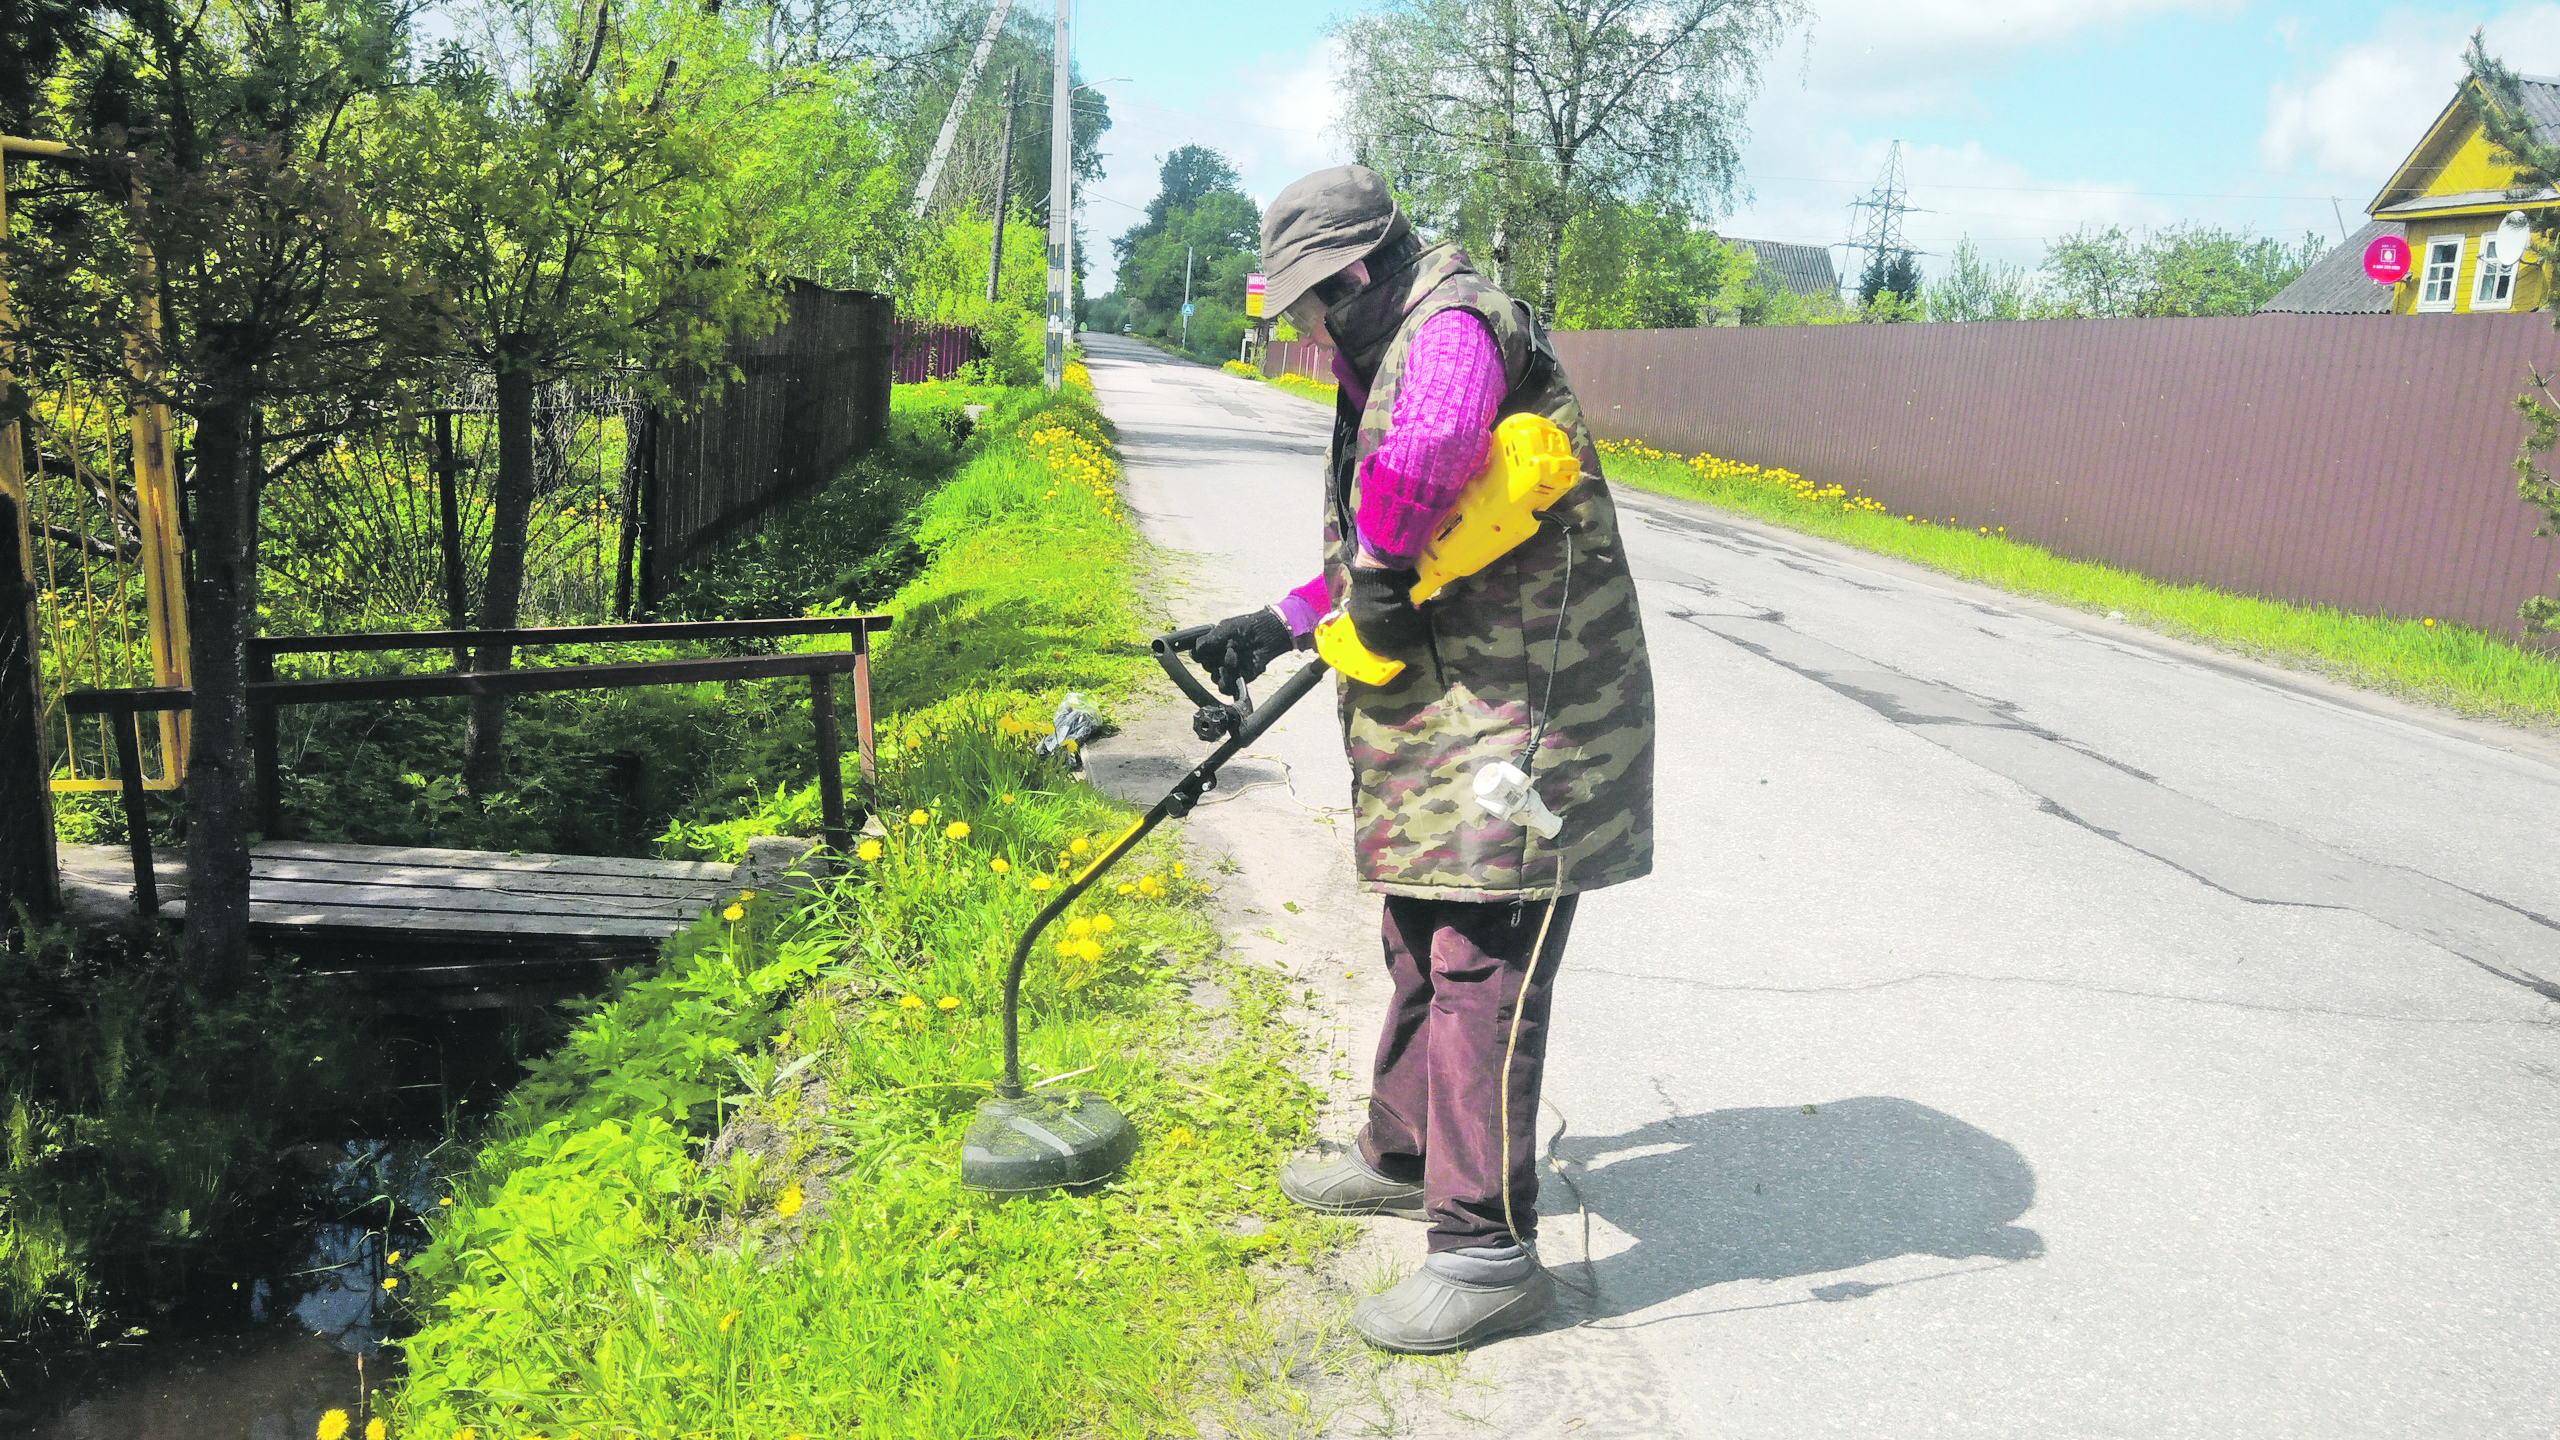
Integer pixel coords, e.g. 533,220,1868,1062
2364,233,2411,284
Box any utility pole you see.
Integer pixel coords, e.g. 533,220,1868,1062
987,68,1020,304
911,0,1015,218
1181,244,1194,347
1043,0,1072,391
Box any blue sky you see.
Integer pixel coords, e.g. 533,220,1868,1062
1071,0,2560,292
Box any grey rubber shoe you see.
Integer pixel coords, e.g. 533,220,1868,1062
1352,1259,1556,1353
1276,1148,1427,1220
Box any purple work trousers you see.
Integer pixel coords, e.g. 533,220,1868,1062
1355,893,1580,1252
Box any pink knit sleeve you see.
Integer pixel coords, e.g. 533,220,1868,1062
1355,311,1504,563
1275,574,1331,636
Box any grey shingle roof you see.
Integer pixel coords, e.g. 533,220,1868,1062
1729,239,1839,297
2257,220,2398,315
2515,74,2560,137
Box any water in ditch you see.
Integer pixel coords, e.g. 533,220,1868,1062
3,1009,541,1438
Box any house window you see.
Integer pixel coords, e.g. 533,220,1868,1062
2474,232,2517,309
2418,235,2463,310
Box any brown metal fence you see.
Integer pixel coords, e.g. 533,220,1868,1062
1263,338,1338,383
891,320,984,383
641,282,893,605
1550,314,2560,639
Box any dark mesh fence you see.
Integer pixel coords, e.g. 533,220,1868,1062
639,282,893,606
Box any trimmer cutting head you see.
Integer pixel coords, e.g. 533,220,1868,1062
959,1091,1137,1193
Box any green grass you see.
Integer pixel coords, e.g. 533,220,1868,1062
1226,362,1337,409
386,380,1331,1439
1598,440,2560,727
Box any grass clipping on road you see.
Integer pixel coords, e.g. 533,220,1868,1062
388,374,1329,1439
1596,440,2560,727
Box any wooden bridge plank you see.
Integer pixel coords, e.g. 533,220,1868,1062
154,895,691,939
250,856,735,902
238,878,716,920
253,840,738,881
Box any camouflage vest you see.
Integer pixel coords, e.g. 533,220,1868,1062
1323,243,1656,900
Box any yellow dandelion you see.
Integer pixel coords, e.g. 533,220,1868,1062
718,1308,742,1333
858,838,884,862
1169,1125,1194,1147
722,904,745,922
1070,837,1091,856
1000,793,1017,804
1068,917,1094,937
937,995,959,1011
386,1251,401,1266
1171,863,1185,879
777,1184,804,1218
1029,875,1052,891
381,1276,398,1291
2424,617,2436,627
739,890,757,902
438,1196,453,1207
366,1421,387,1440
946,820,971,840
1117,883,1136,896
1091,915,1115,933
1073,939,1104,962
899,994,924,1010
991,858,1010,874
907,809,930,827
317,1409,350,1440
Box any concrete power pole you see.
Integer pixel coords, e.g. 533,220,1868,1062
987,68,1019,304
1043,0,1072,391
910,0,1015,219
1181,245,1193,347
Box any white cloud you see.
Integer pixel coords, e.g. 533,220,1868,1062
2261,4,2560,187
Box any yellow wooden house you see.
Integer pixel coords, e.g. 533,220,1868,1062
2366,74,2560,315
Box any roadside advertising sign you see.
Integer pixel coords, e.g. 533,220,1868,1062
2363,234,2412,285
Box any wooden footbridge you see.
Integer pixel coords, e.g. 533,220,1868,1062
30,615,889,1007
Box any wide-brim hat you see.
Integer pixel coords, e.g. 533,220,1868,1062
1260,166,1409,319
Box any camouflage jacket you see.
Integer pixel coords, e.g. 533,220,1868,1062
1323,243,1656,900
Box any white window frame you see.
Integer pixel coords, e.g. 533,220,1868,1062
2473,231,2517,310
2417,234,2464,311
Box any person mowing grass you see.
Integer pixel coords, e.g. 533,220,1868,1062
1189,165,1657,1353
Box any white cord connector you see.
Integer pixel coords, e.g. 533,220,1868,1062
1472,761,1564,839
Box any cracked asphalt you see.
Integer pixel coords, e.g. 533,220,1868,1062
1075,334,2560,1438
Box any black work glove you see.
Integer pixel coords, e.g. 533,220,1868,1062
1346,564,1430,660
1195,607,1294,694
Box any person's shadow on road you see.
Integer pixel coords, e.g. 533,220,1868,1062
1543,1095,2044,1326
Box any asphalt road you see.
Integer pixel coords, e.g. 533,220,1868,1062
1076,333,2560,1439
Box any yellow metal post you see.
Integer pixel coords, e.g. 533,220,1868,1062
125,200,190,778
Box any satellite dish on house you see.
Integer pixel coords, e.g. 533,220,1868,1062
2498,209,2533,263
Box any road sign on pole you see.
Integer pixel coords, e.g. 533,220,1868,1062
1245,273,1265,319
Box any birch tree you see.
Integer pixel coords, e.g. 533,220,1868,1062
1334,0,1805,312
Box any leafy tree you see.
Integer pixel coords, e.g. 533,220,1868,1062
1336,0,1807,312
2,0,452,991
1552,201,1747,329
899,203,1048,381
1110,145,1260,357
377,0,813,796
2138,224,2324,317
1925,237,2028,322
2029,223,2320,319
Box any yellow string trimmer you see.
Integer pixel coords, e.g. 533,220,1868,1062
958,412,1582,1194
